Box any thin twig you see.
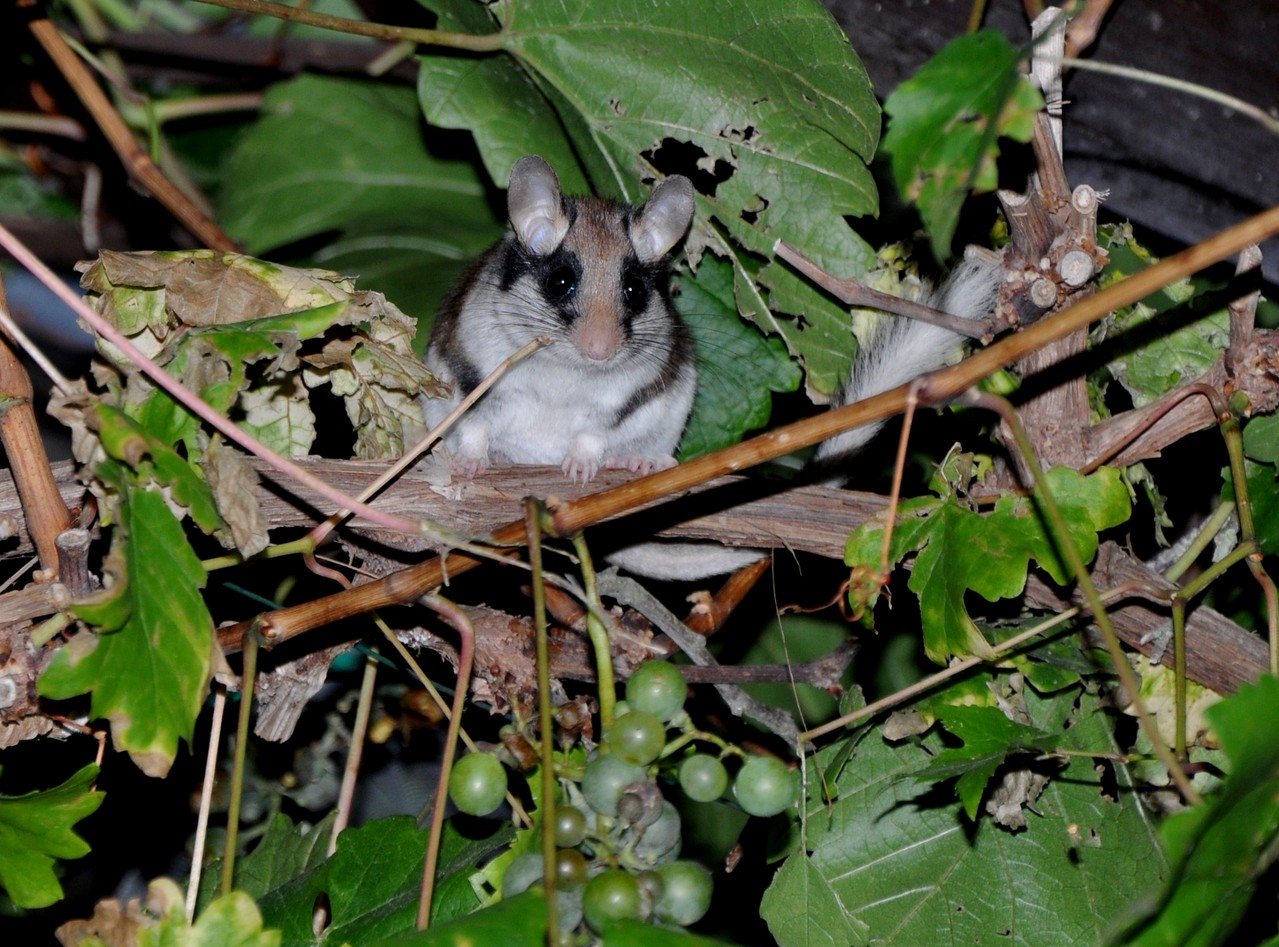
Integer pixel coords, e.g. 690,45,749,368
1059,56,1279,137
192,0,505,50
417,595,476,931
773,241,994,340
525,500,561,942
222,628,260,896
329,649,378,856
187,685,227,921
20,3,236,249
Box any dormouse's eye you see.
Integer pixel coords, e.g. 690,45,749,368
544,266,576,301
621,269,648,311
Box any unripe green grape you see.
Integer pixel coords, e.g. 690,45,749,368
553,806,588,848
448,752,507,816
581,753,646,817
608,710,667,766
733,755,798,817
679,754,729,802
626,661,687,721
583,869,642,931
555,848,589,889
656,860,713,926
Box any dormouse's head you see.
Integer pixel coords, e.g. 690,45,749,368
502,155,695,364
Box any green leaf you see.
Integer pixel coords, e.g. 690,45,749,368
914,704,1060,820
761,854,869,946
1244,414,1279,464
763,687,1165,945
221,75,500,259
420,0,880,397
1100,227,1231,409
94,404,224,534
677,254,802,458
0,764,104,909
417,0,589,195
256,815,514,944
369,890,554,947
40,486,213,777
237,813,337,902
846,467,1131,663
1237,458,1279,557
883,30,1043,261
143,881,282,947
1118,675,1279,946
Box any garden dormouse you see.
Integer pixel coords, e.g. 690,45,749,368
422,155,697,484
422,156,1000,578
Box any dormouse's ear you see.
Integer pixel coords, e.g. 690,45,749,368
630,175,695,262
507,156,570,257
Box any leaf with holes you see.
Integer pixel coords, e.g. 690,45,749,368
762,686,1164,945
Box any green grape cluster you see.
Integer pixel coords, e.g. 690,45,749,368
448,659,800,939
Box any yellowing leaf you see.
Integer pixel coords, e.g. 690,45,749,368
40,486,213,777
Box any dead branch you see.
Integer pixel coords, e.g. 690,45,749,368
19,1,236,250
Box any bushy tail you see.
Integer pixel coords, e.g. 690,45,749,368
811,253,1002,474
608,252,1002,580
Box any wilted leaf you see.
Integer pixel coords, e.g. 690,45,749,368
59,877,281,947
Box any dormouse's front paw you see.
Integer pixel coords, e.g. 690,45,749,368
563,433,606,484
562,454,600,484
451,453,489,479
605,454,677,476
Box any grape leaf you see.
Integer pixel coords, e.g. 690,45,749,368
220,75,499,257
912,704,1060,820
255,815,514,945
1100,227,1231,409
882,30,1043,261
1243,414,1279,464
39,486,213,777
762,853,869,947
92,404,224,535
763,687,1165,945
0,764,103,909
419,0,880,397
1117,675,1279,946
846,467,1131,663
369,890,558,947
676,254,802,458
